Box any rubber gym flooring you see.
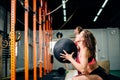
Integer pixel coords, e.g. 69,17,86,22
2,68,66,80
2,69,120,80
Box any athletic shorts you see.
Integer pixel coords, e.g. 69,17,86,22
90,66,108,80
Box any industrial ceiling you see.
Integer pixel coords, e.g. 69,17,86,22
1,0,120,30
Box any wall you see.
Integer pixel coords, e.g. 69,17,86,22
0,6,10,33
0,6,11,77
107,28,120,70
0,6,4,31
16,29,33,71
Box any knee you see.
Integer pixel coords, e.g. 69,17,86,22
72,75,89,80
72,76,80,80
72,76,76,80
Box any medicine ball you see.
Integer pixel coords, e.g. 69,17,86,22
53,38,77,63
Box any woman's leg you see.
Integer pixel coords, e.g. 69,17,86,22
72,74,103,80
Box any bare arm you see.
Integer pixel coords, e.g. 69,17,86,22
60,48,89,74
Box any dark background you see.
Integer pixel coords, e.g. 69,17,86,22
1,0,120,30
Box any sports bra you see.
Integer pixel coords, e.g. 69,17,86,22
76,53,96,64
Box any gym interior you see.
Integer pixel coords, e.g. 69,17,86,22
0,0,120,80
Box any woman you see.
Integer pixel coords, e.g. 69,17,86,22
60,30,108,80
74,26,83,51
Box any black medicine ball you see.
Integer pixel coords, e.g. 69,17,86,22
53,38,77,63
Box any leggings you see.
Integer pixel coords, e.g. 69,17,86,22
90,66,108,80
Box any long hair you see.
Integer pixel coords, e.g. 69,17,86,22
82,30,96,57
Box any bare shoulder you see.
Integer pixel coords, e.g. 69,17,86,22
81,47,90,57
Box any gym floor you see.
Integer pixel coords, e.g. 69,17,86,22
110,70,120,77
2,69,66,80
2,69,120,80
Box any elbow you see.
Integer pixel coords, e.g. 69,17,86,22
81,69,87,74
80,66,87,74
